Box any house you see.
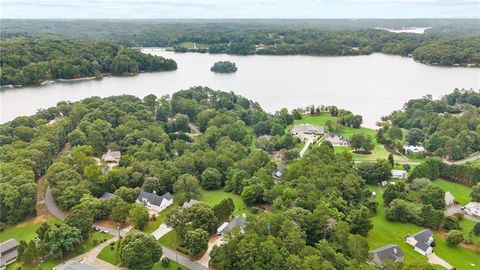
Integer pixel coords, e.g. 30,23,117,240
217,214,247,237
0,239,19,270
324,133,349,146
136,190,173,212
403,145,425,153
101,150,121,163
290,124,324,142
391,170,407,179
182,199,200,208
54,260,98,270
273,163,286,178
369,244,404,267
406,229,434,255
444,192,455,206
463,202,480,217
99,192,116,200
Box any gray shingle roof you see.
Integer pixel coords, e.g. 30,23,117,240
99,192,116,199
137,191,172,207
218,214,247,234
0,239,18,254
412,229,433,251
291,124,324,135
370,244,404,262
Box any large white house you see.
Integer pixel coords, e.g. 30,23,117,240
403,145,425,153
0,239,19,270
463,202,480,217
391,169,407,179
406,229,434,256
290,124,324,142
136,191,173,212
324,132,349,146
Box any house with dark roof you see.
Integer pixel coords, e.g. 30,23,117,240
217,214,247,237
0,239,19,270
53,260,98,270
369,244,404,267
99,192,116,200
324,133,349,146
406,229,434,255
136,190,173,212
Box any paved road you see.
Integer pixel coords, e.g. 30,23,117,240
45,185,66,220
445,152,480,165
163,247,209,270
445,204,480,222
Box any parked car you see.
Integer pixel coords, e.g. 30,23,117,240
92,225,100,231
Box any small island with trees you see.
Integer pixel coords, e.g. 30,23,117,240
210,61,238,73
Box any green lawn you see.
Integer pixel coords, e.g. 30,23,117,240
158,229,182,250
0,215,58,243
144,207,174,234
198,190,250,216
178,42,209,49
153,261,190,270
8,232,112,270
287,114,408,162
460,219,480,246
367,185,480,269
433,178,472,205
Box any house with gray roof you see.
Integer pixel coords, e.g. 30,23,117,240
99,192,116,200
0,239,19,270
53,260,98,270
324,133,349,146
370,244,404,267
217,214,247,237
182,199,200,208
290,124,324,142
101,149,121,163
406,229,434,255
136,190,173,212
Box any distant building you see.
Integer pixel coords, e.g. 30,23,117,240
406,229,434,255
217,214,247,237
0,239,19,270
463,202,480,217
403,145,425,153
53,260,98,270
290,124,324,142
99,192,116,200
136,191,173,212
101,150,121,163
182,199,200,208
274,163,286,178
391,170,407,179
444,192,455,206
369,244,404,267
324,133,349,146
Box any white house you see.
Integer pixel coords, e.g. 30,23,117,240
444,192,455,206
0,239,19,270
101,150,121,163
463,202,480,217
290,124,324,142
391,170,407,179
324,133,349,146
403,145,425,153
217,214,247,237
136,191,173,212
406,229,434,256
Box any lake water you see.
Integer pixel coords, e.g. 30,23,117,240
1,49,479,127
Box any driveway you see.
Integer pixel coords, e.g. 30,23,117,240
445,204,480,222
427,252,454,270
45,185,66,220
196,235,222,267
152,223,172,240
70,237,125,270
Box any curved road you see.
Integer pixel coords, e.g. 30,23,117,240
47,185,207,270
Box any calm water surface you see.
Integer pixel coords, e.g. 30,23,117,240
1,49,479,127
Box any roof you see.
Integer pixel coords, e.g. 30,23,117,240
277,163,286,173
445,192,455,202
99,192,116,199
182,199,200,208
55,260,99,270
291,124,324,135
218,214,247,234
137,191,173,207
411,229,433,251
0,239,19,254
370,244,404,262
101,150,121,160
465,202,480,209
391,169,407,176
325,133,345,140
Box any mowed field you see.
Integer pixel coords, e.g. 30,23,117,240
433,178,472,205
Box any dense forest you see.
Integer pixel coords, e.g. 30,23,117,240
0,38,177,86
1,19,479,66
378,89,480,161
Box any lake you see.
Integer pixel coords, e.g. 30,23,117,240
1,49,479,127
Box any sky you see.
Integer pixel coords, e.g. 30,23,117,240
1,0,479,19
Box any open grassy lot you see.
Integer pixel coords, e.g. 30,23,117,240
8,231,112,270
460,219,480,247
0,215,58,243
287,114,409,162
433,178,472,205
178,42,209,49
198,190,250,216
367,185,480,269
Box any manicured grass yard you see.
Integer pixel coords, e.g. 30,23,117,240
198,190,250,216
433,178,472,205
8,231,112,270
144,207,174,234
368,185,480,269
460,219,480,247
0,215,58,243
